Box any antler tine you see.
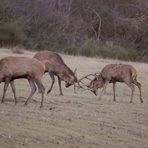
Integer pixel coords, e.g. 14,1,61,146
79,81,88,87
73,83,85,92
95,71,100,75
75,82,89,91
83,77,92,81
78,73,97,82
76,71,100,91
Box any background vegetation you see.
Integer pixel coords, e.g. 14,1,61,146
0,0,147,62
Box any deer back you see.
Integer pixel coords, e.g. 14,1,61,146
0,56,45,80
101,64,137,82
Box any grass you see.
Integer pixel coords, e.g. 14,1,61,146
0,48,148,148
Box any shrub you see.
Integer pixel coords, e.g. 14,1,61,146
64,47,80,55
95,46,140,61
79,39,98,57
0,21,24,47
63,39,142,62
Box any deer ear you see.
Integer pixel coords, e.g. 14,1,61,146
94,74,98,80
95,75,100,81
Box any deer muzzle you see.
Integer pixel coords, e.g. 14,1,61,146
65,82,73,87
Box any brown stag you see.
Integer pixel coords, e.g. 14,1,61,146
0,56,45,107
79,64,143,103
34,50,77,95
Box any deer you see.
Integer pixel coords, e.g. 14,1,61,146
34,50,78,95
79,64,143,103
0,56,45,107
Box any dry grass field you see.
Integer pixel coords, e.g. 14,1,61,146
0,48,148,148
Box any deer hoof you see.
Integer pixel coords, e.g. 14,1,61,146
1,100,4,103
40,104,43,108
47,90,51,94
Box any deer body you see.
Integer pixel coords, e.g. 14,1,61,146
0,56,45,107
88,64,143,103
34,50,77,95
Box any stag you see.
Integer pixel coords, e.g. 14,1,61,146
34,50,78,95
79,64,143,103
0,56,45,107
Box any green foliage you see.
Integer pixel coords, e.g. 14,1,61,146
95,46,138,61
63,40,143,62
64,47,80,55
79,39,98,57
0,21,24,47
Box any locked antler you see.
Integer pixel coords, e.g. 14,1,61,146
77,71,100,90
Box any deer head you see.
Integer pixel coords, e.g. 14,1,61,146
88,75,105,96
57,66,77,88
65,68,78,89
78,72,104,96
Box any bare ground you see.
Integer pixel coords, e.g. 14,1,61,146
0,48,148,148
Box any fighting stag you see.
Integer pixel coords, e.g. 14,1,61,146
34,50,78,95
79,64,143,103
0,56,45,107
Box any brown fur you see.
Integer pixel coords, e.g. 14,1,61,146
34,50,77,95
88,64,143,103
0,56,45,107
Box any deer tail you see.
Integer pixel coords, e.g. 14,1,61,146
131,67,137,80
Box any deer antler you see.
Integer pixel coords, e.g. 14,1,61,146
78,71,100,82
77,71,100,90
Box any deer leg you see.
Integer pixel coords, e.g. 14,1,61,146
113,82,116,102
10,80,17,105
98,81,109,100
47,72,55,94
1,78,10,103
57,76,63,96
34,77,45,108
125,82,135,103
133,79,143,103
74,83,76,94
25,79,37,106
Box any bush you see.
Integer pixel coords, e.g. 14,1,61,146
79,39,98,57
63,39,142,62
96,46,138,61
0,21,24,47
64,47,80,55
